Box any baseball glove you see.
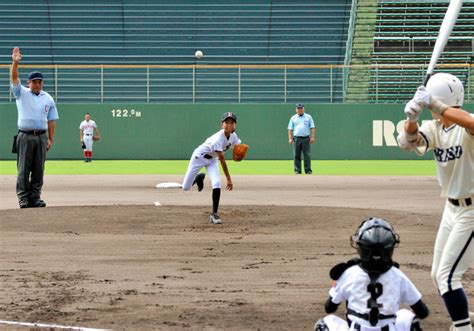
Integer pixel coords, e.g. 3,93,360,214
233,143,249,162
81,141,86,149
92,135,100,141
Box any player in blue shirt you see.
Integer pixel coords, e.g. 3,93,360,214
288,103,316,174
10,47,59,208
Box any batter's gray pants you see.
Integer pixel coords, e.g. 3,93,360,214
293,136,312,174
16,132,48,202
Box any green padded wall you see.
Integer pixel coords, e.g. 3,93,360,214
2,103,471,160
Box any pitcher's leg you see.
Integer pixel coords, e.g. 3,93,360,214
206,160,223,224
182,153,205,191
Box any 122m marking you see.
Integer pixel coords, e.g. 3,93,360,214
111,109,142,118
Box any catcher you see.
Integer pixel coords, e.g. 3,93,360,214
181,112,248,224
314,217,429,331
79,112,100,163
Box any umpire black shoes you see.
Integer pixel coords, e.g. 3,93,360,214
29,199,46,208
194,173,205,192
19,200,29,209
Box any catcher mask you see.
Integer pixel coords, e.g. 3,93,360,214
351,217,400,274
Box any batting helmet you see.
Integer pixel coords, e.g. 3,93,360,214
426,73,464,107
350,217,400,274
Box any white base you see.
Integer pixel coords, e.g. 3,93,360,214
155,182,182,189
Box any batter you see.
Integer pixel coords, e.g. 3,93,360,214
398,73,474,331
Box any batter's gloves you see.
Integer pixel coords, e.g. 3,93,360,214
404,99,423,123
413,86,450,116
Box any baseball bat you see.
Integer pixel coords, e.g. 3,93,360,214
423,0,463,86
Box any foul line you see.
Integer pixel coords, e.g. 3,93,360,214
0,320,110,330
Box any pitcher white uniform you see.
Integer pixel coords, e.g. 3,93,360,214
79,119,97,152
182,129,241,191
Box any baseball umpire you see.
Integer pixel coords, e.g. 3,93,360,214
398,73,474,331
10,47,59,209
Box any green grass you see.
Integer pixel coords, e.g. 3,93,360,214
0,160,436,176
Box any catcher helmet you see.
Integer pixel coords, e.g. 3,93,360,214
426,73,464,107
351,217,400,274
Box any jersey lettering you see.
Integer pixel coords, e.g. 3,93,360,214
367,282,383,325
434,145,463,163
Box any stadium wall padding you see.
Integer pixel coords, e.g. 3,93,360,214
2,103,472,160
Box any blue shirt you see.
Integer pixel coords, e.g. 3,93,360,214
287,113,315,137
11,80,59,130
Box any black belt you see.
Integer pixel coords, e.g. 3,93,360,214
347,309,395,322
294,136,309,138
19,130,46,136
203,154,213,159
354,323,389,331
448,197,472,207
85,133,93,136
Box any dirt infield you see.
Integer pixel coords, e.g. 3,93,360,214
0,175,472,330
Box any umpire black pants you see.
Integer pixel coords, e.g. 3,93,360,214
16,132,48,202
293,136,312,174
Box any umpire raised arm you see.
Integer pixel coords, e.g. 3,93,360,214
10,47,59,209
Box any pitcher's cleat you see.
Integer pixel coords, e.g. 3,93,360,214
210,213,222,224
194,173,205,192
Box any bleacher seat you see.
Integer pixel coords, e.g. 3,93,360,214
369,0,474,103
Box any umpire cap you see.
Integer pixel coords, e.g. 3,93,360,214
221,112,237,123
28,71,44,81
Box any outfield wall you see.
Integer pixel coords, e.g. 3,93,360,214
2,103,471,160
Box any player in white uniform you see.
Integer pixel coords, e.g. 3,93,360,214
182,112,241,224
398,73,474,331
314,217,429,331
79,113,100,163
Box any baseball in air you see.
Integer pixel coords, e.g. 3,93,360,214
195,50,203,59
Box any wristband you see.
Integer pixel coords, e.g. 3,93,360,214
430,98,449,115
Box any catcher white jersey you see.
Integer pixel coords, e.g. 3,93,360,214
329,265,422,327
79,120,97,135
195,129,241,158
417,114,474,199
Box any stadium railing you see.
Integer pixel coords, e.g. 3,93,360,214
1,63,472,104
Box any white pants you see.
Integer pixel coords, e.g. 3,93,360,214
319,309,416,331
431,200,474,295
83,134,93,151
182,149,221,191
